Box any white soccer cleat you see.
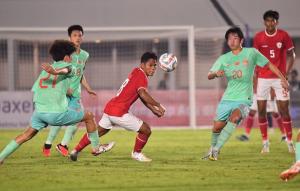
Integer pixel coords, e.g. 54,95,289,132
261,141,270,153
131,151,152,162
92,141,116,156
280,162,300,181
287,141,295,154
70,150,79,161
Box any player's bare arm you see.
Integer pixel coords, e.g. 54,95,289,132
286,49,296,75
81,75,97,96
208,70,224,80
138,88,165,117
41,63,72,75
267,62,289,90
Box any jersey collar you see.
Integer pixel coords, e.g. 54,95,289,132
265,28,277,37
138,67,148,79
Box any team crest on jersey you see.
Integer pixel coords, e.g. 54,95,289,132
242,59,249,66
276,42,282,49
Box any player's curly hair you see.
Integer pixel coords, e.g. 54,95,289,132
68,25,84,36
225,27,244,40
49,40,76,62
141,52,157,63
263,10,279,21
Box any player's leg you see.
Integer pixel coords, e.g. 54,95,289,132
237,109,256,141
0,127,39,164
280,132,300,181
42,126,62,157
274,78,294,153
271,112,286,141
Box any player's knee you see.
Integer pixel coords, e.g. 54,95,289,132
229,115,241,124
85,111,94,120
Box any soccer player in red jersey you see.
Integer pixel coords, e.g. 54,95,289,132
70,52,166,162
253,10,296,153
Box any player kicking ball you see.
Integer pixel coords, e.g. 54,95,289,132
70,52,166,162
202,27,288,161
0,40,104,165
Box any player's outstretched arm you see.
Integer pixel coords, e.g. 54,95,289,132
286,49,296,75
81,75,97,96
41,63,72,75
138,88,165,117
267,62,289,90
208,70,224,80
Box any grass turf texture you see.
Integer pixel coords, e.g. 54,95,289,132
0,128,299,191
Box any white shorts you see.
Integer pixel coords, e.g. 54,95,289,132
99,113,143,132
250,94,278,113
257,78,289,101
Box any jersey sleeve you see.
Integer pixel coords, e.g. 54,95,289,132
135,71,148,91
283,31,294,51
253,48,269,67
210,56,224,72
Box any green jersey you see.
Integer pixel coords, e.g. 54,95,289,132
32,61,75,113
69,49,89,98
210,48,269,103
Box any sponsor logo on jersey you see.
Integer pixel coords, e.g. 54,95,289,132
261,45,268,48
242,59,249,66
234,61,239,66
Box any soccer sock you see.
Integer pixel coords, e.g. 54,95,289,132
134,133,150,153
282,117,293,142
273,114,285,136
215,122,236,150
245,116,254,136
211,132,220,147
0,140,20,161
74,133,91,152
259,117,268,141
296,142,300,162
45,126,62,145
88,131,99,149
61,125,78,146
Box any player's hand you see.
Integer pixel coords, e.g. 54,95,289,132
281,79,289,91
41,63,56,74
67,88,73,96
215,70,225,77
153,104,166,117
87,89,97,96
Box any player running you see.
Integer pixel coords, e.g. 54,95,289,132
42,25,97,157
0,40,103,165
202,27,288,161
254,10,296,153
69,52,166,162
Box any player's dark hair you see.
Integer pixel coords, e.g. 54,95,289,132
141,52,157,63
68,25,84,36
49,40,76,62
263,10,279,21
225,27,244,40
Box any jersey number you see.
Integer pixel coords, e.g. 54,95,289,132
116,78,129,96
39,73,58,88
270,50,275,58
232,70,243,79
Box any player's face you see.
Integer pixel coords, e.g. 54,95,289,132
264,17,278,33
69,30,83,47
141,58,157,76
227,33,243,51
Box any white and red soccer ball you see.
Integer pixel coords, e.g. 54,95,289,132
158,53,177,72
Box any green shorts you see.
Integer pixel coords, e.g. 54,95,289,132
30,109,84,131
215,100,251,124
67,96,82,111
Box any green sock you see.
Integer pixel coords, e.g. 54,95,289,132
215,122,236,150
88,131,99,149
296,142,300,162
61,125,78,146
0,140,20,161
211,132,220,147
45,126,62,144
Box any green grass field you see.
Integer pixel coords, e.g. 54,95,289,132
0,128,299,191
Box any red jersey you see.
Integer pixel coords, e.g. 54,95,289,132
253,29,294,78
104,67,148,117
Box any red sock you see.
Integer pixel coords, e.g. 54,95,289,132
259,117,268,141
75,133,91,152
133,133,150,153
282,116,293,141
245,116,254,135
273,114,285,135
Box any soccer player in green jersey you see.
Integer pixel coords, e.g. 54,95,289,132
42,25,101,157
0,40,104,165
202,27,289,161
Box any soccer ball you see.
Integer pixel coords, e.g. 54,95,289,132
158,53,177,72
